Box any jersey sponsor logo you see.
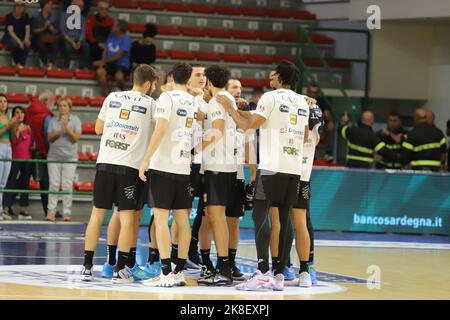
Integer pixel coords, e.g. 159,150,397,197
281,94,300,105
131,105,147,114
179,98,194,106
113,133,127,141
283,146,299,156
180,150,190,159
186,117,193,128
109,101,121,108
105,139,130,151
119,109,130,120
298,108,308,117
303,156,308,164
106,121,139,133
156,107,165,114
114,92,148,102
290,115,297,125
280,127,304,136
211,110,222,118
177,108,188,117
123,185,136,200
279,105,289,113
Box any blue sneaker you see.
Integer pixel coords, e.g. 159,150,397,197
308,263,317,285
144,261,161,278
127,264,148,281
102,263,115,278
283,265,296,281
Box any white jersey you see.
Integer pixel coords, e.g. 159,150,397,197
202,91,238,173
236,129,246,180
97,90,156,170
149,90,198,175
193,95,208,165
254,89,309,176
301,126,320,182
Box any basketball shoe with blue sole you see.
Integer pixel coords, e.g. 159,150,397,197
102,263,115,278
144,261,161,278
308,262,317,285
283,265,296,281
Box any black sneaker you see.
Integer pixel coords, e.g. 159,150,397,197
55,211,63,219
81,265,93,282
199,264,215,278
231,264,245,282
197,270,233,287
186,247,203,270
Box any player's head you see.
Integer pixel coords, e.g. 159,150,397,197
226,78,242,100
360,111,374,127
387,112,402,132
425,109,435,126
132,64,159,95
171,62,193,85
205,65,231,92
272,61,300,90
414,108,428,125
188,64,206,89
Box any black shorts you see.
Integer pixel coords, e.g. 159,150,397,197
293,180,310,209
148,170,192,210
190,163,204,198
203,171,237,207
106,63,130,77
254,170,266,201
261,171,300,207
93,164,146,211
226,179,246,218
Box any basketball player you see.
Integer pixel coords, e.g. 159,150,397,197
138,62,204,287
81,64,158,283
217,61,309,291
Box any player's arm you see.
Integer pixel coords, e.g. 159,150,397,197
96,96,108,135
245,139,257,183
95,118,104,135
198,118,225,154
216,95,266,131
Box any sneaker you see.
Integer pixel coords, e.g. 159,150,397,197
55,211,63,219
45,214,55,222
128,264,148,281
187,247,203,270
143,273,175,287
298,272,312,288
308,263,317,285
2,211,13,220
63,215,71,222
231,264,245,282
174,271,187,286
81,266,93,282
144,261,161,278
18,212,32,220
112,268,134,284
272,273,285,291
283,265,296,281
197,270,233,287
199,264,215,278
235,270,274,291
101,263,115,278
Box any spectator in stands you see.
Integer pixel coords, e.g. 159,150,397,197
93,19,131,96
60,0,91,69
3,106,35,220
1,1,31,69
31,0,59,69
86,0,114,62
63,0,92,16
24,90,54,218
130,23,157,69
0,94,19,220
425,110,436,127
46,98,81,222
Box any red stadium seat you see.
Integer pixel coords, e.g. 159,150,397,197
128,23,145,34
241,7,267,17
291,10,316,20
215,6,242,16
273,55,296,63
18,67,46,77
257,31,282,42
304,59,352,68
281,32,297,42
188,3,215,14
157,25,179,36
167,50,195,60
0,65,17,76
270,9,291,19
239,78,268,88
88,96,105,107
156,49,169,59
231,30,258,40
178,27,206,37
310,33,335,45
75,69,96,80
0,16,5,25
78,151,90,161
4,93,29,104
65,96,89,107
87,152,99,161
194,51,221,62
222,53,247,63
0,43,5,50
205,28,232,39
81,123,96,135
29,179,40,190
76,181,94,192
246,54,274,65
163,2,190,12
137,1,164,10
46,68,74,79
114,0,138,9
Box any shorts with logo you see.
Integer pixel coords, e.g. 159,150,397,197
293,180,311,209
148,170,192,210
260,170,301,207
190,163,204,198
225,179,246,218
93,164,147,211
203,171,237,208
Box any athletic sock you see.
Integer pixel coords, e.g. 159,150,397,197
201,249,213,270
171,244,178,263
174,258,187,274
116,251,129,272
217,256,231,277
161,258,172,276
84,250,94,268
228,249,237,265
272,257,280,274
148,247,160,264
300,261,309,274
258,258,270,274
107,245,117,266
308,252,314,264
127,247,136,268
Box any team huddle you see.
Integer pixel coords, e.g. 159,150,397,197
80,60,324,291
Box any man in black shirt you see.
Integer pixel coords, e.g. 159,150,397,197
130,23,157,69
375,112,407,169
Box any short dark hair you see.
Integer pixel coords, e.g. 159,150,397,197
192,64,205,68
132,64,158,86
205,65,231,89
225,78,240,90
40,0,52,9
172,62,193,85
275,61,300,89
143,23,158,38
388,112,401,118
117,19,128,33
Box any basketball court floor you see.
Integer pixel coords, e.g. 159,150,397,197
0,222,449,300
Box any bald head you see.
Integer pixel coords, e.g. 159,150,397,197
425,110,435,126
414,108,428,125
361,111,374,127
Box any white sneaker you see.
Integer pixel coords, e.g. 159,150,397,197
81,266,93,282
298,272,312,288
143,272,175,287
112,268,134,284
174,271,187,286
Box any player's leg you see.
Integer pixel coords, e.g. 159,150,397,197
292,207,311,287
199,213,214,275
112,209,135,283
145,214,161,277
170,220,179,264
172,209,191,286
269,207,280,273
126,209,149,280
102,208,120,278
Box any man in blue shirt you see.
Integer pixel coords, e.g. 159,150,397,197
93,19,131,96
